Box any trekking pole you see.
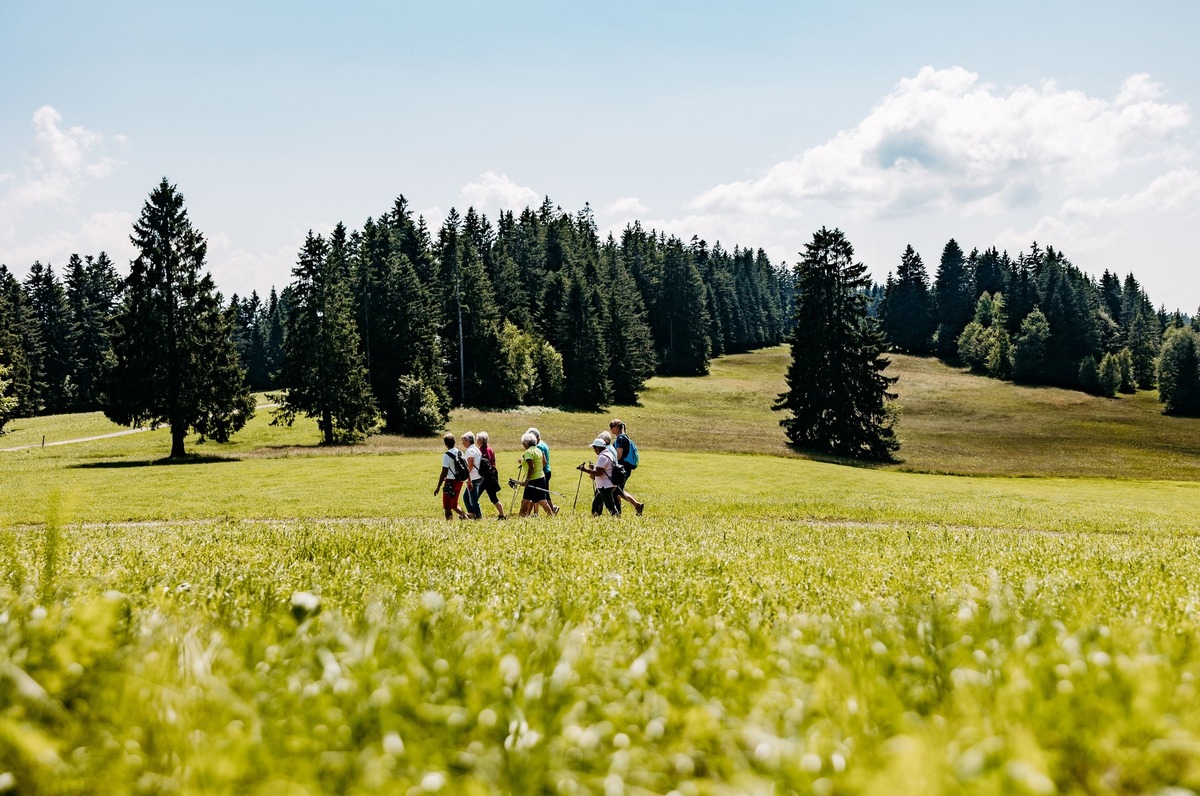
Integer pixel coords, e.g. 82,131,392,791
573,460,588,511
508,464,520,515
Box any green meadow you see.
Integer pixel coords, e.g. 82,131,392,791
5,349,1200,794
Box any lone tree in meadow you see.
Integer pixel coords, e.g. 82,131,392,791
104,178,254,458
774,227,898,461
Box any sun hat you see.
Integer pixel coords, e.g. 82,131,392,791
590,438,606,448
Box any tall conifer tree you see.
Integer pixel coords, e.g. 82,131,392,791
275,231,377,443
105,178,254,457
774,227,898,460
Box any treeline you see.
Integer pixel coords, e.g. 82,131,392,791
877,240,1200,411
218,197,794,439
0,190,793,437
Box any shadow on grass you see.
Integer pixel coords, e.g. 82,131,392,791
70,454,241,469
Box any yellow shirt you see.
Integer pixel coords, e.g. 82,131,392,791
522,446,544,481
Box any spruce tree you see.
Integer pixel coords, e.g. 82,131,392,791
0,347,16,431
599,236,656,404
656,236,711,375
1158,326,1200,415
774,227,898,461
274,231,378,444
0,267,35,418
933,239,974,358
24,261,74,413
65,252,120,410
1012,308,1051,384
881,244,935,354
105,178,254,458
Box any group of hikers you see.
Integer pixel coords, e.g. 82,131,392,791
434,420,646,519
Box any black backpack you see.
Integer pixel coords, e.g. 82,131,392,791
450,450,470,481
478,451,498,486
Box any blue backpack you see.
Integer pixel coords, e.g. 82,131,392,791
617,434,639,469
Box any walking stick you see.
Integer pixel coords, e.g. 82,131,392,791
508,464,520,515
573,460,588,510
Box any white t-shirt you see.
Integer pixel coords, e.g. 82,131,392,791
594,449,616,489
465,444,483,483
442,450,460,481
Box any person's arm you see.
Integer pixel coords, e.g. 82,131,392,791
434,464,449,495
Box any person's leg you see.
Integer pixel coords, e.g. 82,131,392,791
519,499,533,517
591,487,603,517
545,472,557,513
452,481,467,518
463,481,481,519
601,487,621,515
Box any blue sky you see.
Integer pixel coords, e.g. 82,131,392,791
3,1,1199,309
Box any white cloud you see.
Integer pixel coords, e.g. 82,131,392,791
690,67,1191,221
6,106,124,209
458,171,540,217
0,107,130,272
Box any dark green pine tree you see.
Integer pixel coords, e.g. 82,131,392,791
557,263,611,410
881,244,935,354
1158,326,1200,415
656,236,711,375
65,252,120,410
264,287,288,387
437,209,507,407
933,238,974,358
104,178,255,458
24,261,74,413
357,206,448,430
971,247,1007,298
275,231,377,444
0,266,38,416
0,345,16,431
774,227,898,461
599,235,656,405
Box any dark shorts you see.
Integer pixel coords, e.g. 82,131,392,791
483,478,502,504
523,477,548,502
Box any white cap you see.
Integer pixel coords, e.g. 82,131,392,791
590,438,606,448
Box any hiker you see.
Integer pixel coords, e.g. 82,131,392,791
433,432,469,520
461,431,483,520
514,431,554,517
527,427,558,515
579,437,621,516
609,419,645,515
476,431,507,520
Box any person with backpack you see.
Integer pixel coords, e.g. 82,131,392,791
579,437,621,516
513,431,555,517
476,431,507,520
608,419,645,515
527,427,559,515
434,432,469,520
461,431,484,520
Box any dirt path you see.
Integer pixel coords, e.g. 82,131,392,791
0,427,150,452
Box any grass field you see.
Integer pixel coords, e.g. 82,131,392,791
4,350,1200,794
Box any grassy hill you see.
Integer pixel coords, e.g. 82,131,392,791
7,348,1200,793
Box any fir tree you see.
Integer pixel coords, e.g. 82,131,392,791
881,244,935,354
599,236,656,404
1158,326,1200,415
65,252,120,410
656,236,711,375
24,261,74,412
0,347,16,431
933,238,974,358
774,227,898,461
1012,308,1051,384
274,231,378,444
105,179,254,457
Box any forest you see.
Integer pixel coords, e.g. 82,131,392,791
876,239,1200,413
0,187,793,439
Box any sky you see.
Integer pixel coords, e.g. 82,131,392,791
3,1,1199,310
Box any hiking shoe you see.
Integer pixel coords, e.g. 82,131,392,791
552,506,560,515
497,515,507,521
635,502,644,516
